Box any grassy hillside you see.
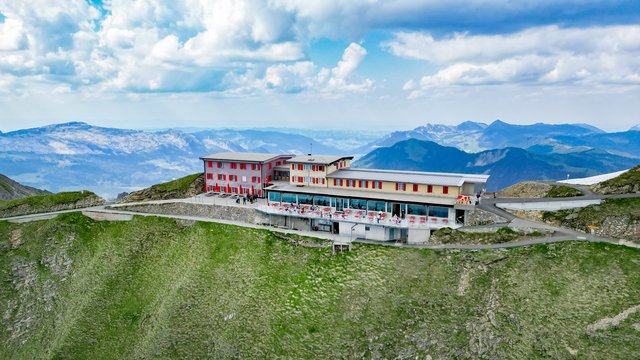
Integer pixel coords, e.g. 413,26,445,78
544,184,583,198
1,214,639,358
121,173,203,202
0,191,102,217
593,165,640,194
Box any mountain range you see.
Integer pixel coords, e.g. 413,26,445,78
0,122,347,198
1,120,638,198
356,120,640,158
355,139,638,191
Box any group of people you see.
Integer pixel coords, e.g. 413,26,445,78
236,194,258,205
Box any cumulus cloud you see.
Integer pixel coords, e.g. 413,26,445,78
225,42,373,94
387,25,640,97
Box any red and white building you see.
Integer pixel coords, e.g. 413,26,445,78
200,152,293,197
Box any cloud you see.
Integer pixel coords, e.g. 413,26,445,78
388,25,640,97
225,42,373,94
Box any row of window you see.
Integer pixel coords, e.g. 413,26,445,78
331,178,448,194
207,185,263,196
267,191,450,218
295,176,326,184
207,173,263,183
291,163,326,172
207,160,285,170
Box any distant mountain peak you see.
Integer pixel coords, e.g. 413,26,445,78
630,124,640,131
456,120,487,131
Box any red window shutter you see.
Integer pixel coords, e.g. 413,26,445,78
358,180,361,188
298,164,303,170
428,185,433,193
340,179,343,186
257,164,261,170
217,162,222,168
443,186,449,194
395,183,398,191
291,164,295,170
207,161,212,168
258,177,261,183
322,178,325,184
333,179,337,186
413,184,418,192
269,163,272,169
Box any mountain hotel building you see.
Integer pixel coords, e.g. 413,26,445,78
201,152,489,243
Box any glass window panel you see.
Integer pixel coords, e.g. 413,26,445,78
281,193,297,203
349,198,367,210
407,203,427,216
268,192,280,202
428,206,449,218
367,201,386,212
298,194,313,205
314,196,332,207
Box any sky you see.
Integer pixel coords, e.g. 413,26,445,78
0,0,639,132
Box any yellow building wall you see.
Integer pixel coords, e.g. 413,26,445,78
288,163,330,187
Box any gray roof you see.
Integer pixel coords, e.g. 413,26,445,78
200,152,292,163
287,155,353,165
266,182,457,206
326,168,489,187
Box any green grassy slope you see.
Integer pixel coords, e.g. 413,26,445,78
1,214,639,358
0,191,98,212
150,173,201,192
122,173,203,202
544,185,583,198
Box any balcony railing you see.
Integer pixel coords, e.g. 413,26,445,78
257,203,454,229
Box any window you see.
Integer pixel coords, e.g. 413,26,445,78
413,184,419,192
291,164,295,170
281,192,297,203
269,191,281,203
250,176,255,183
367,201,386,212
427,185,433,193
251,164,255,170
217,162,222,168
240,163,246,170
298,164,303,171
314,196,332,207
428,206,449,218
230,162,237,169
407,204,427,216
242,176,247,182
443,186,449,194
217,174,225,180
269,163,272,169
319,165,325,171
206,173,213,180
298,194,313,205
276,161,281,166
396,183,406,191
349,198,367,210
207,161,212,168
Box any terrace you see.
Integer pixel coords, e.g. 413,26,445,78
256,203,455,230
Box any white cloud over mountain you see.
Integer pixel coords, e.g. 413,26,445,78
387,25,640,98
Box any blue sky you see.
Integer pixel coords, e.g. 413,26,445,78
0,0,639,132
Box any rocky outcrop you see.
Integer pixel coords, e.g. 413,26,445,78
496,181,552,198
464,208,509,226
592,165,640,194
0,174,50,201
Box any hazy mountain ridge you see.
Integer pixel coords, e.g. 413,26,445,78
0,122,345,198
357,120,639,158
0,174,50,201
355,139,638,191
